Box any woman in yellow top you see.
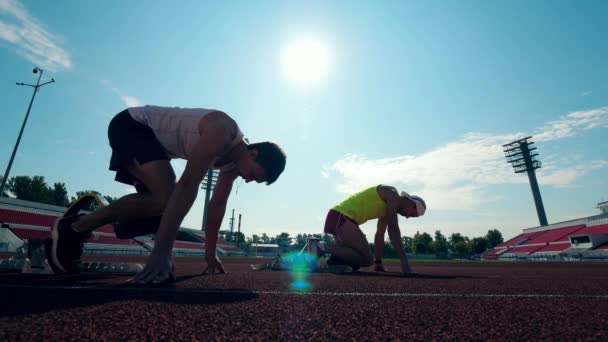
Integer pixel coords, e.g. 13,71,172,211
315,185,426,274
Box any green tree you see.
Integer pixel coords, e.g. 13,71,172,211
453,241,470,256
218,230,244,244
402,236,414,253
486,229,504,248
51,182,69,207
470,237,489,254
433,230,449,253
275,232,291,248
321,234,335,245
261,233,270,244
71,190,101,202
7,175,61,204
71,190,118,210
294,234,308,248
383,241,397,258
103,195,119,203
413,231,434,254
219,230,231,242
448,233,466,250
233,231,245,245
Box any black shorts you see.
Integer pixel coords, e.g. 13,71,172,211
108,109,169,188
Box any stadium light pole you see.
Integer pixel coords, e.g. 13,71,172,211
236,213,242,247
200,169,219,231
503,136,548,226
0,67,55,198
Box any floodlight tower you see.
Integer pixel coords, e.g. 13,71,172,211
0,67,55,197
503,136,548,226
200,169,219,231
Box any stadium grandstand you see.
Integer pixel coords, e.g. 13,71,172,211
0,197,245,257
483,201,608,261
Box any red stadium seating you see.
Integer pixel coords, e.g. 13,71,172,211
0,209,58,228
573,224,608,235
481,248,507,259
1,203,233,255
495,231,546,249
524,225,586,244
220,245,243,252
96,224,115,234
88,235,140,246
532,242,571,253
9,228,51,240
506,245,544,254
173,241,204,249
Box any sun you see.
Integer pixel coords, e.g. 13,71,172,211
281,38,329,85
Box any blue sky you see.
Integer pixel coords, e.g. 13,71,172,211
1,0,607,242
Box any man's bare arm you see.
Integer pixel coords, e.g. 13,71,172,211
204,170,237,259
152,126,228,254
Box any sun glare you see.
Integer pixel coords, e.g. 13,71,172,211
281,38,329,85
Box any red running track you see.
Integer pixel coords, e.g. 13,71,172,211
1,257,607,341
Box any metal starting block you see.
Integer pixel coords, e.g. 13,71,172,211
0,239,143,275
80,261,143,274
250,253,354,273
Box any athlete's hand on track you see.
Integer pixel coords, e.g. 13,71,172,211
129,253,176,284
202,256,226,275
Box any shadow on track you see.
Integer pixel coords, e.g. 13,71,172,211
0,273,258,318
347,271,481,279
0,273,120,286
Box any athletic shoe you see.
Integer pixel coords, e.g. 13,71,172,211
47,214,90,274
327,254,360,271
317,258,353,273
270,254,286,270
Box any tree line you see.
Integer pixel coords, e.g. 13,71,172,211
0,175,117,207
224,229,504,257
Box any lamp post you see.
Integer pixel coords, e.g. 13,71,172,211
503,136,548,226
200,169,219,231
0,67,55,197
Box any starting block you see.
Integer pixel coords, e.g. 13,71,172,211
250,253,353,273
0,238,143,275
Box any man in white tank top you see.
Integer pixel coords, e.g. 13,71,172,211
48,105,286,284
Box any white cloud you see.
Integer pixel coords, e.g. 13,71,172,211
118,94,143,107
540,160,608,188
534,107,608,142
0,0,72,71
325,107,608,211
111,87,142,107
100,81,143,107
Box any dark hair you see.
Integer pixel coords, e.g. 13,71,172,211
247,142,286,185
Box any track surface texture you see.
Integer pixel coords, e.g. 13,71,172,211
1,256,607,341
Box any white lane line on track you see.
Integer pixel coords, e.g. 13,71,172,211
1,284,608,299
486,276,608,279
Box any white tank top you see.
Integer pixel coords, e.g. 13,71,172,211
127,106,244,165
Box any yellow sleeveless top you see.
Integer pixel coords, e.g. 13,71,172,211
332,186,386,225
